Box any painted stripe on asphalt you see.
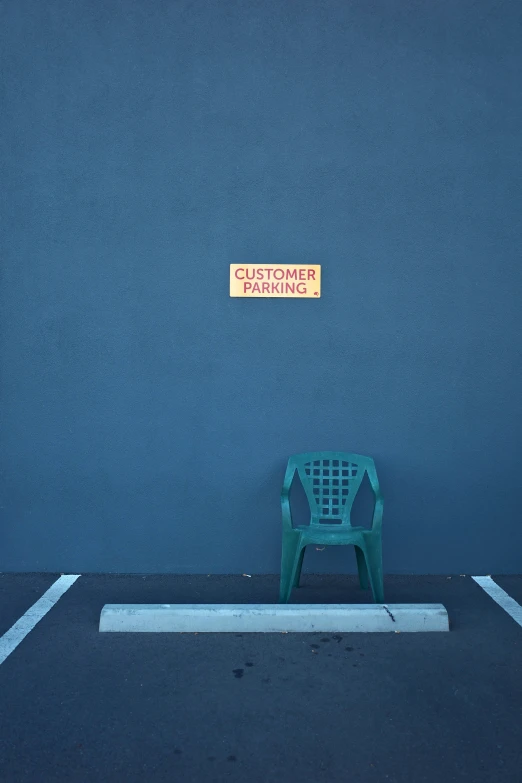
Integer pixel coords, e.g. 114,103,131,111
472,576,522,628
0,575,80,665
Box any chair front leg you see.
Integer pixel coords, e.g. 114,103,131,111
279,532,301,603
365,539,384,604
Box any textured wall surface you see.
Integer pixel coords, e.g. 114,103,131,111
2,0,522,573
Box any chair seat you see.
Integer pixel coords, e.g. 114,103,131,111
295,524,373,544
296,524,366,533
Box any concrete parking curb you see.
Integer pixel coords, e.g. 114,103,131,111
99,603,449,633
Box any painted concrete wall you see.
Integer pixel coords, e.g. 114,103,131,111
2,0,522,573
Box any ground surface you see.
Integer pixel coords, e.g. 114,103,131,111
0,573,521,782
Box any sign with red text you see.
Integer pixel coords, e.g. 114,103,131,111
230,264,321,298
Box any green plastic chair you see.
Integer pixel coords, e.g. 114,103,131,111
279,451,384,603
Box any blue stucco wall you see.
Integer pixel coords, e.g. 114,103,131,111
2,0,522,573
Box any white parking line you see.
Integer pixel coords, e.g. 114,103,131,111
0,574,81,665
472,575,522,628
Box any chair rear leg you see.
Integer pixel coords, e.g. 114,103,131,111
293,546,306,588
354,545,369,590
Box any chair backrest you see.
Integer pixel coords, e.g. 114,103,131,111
287,451,377,526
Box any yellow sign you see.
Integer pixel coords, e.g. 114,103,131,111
230,264,321,298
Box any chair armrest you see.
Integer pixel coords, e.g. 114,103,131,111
281,490,294,531
371,495,384,532
366,462,384,533
281,463,296,531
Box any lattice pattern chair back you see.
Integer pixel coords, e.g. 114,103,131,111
295,452,369,524
280,451,384,603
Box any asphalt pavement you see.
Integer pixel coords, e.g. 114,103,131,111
0,573,521,782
